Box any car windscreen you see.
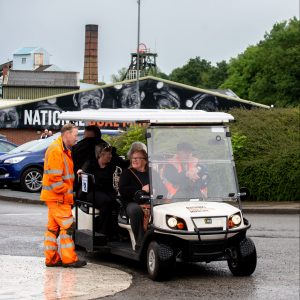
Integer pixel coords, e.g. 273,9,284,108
8,134,60,154
26,134,60,152
0,141,17,152
147,126,239,204
8,139,39,154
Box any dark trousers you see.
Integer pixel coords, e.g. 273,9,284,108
126,202,144,247
87,190,116,237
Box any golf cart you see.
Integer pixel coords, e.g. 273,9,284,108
59,109,257,281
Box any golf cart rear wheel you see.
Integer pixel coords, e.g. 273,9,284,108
21,167,43,193
147,241,175,281
228,237,257,276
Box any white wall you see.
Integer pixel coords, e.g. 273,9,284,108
12,48,51,70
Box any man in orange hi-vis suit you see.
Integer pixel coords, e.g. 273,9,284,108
41,123,86,268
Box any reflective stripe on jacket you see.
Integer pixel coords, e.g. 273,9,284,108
40,136,75,204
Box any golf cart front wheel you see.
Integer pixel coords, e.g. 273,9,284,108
147,241,175,281
228,237,257,276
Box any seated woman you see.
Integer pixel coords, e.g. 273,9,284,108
119,147,149,251
79,143,121,238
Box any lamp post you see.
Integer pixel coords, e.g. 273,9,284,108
136,0,141,103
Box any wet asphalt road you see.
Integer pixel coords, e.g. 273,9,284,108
0,200,299,300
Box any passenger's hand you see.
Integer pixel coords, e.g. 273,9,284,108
186,169,200,182
77,169,83,176
142,184,150,193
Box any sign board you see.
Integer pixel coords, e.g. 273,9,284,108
81,174,88,193
0,77,268,130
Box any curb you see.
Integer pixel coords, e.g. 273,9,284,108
1,194,299,214
242,208,300,214
0,196,44,206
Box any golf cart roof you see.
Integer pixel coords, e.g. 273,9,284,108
59,109,234,124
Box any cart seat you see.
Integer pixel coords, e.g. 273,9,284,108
77,201,100,215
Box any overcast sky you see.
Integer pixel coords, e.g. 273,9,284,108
0,0,298,83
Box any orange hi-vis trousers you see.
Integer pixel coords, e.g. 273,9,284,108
44,202,78,266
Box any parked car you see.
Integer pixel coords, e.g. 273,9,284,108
0,139,17,155
0,129,123,193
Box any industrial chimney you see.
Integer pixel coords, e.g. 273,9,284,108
83,24,98,84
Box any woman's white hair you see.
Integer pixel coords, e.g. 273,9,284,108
127,142,147,159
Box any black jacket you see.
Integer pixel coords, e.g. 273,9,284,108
83,160,119,194
119,168,149,204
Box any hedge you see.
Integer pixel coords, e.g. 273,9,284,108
229,107,300,201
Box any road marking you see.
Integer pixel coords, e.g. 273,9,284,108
0,213,43,216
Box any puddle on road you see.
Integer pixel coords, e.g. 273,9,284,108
0,255,132,299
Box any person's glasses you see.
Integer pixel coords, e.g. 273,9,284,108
103,145,112,151
97,145,112,159
131,157,146,161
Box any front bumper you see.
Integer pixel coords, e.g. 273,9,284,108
152,223,250,262
0,165,20,183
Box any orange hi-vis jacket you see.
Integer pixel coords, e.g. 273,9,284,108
40,136,75,204
163,155,198,198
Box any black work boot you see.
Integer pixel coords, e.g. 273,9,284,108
62,260,87,268
46,260,63,267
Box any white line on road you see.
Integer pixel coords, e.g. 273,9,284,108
0,213,43,216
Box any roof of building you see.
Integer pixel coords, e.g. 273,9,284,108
0,75,270,110
13,47,51,57
0,61,13,69
4,70,79,87
33,65,52,72
13,47,40,55
209,89,240,98
33,64,62,72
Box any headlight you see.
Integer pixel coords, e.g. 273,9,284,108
4,156,26,164
228,213,242,229
166,215,187,230
167,217,178,228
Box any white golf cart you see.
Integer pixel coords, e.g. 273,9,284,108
59,109,257,281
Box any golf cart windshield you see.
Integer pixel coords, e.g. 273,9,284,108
147,126,239,204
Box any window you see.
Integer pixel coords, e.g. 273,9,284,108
22,58,26,64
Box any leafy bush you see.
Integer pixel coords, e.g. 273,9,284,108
230,107,300,201
105,126,146,158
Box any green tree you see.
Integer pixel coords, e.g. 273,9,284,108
207,60,229,88
105,126,146,157
168,57,228,89
169,57,211,87
222,18,300,107
111,67,128,83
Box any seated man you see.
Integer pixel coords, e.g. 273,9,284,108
162,142,208,199
78,143,123,238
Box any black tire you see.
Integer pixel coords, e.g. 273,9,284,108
147,241,175,281
228,237,257,276
21,167,43,193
